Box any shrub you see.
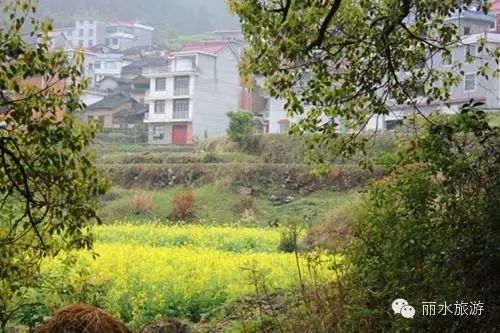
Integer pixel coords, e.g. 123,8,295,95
302,210,353,251
259,134,306,163
278,223,299,253
128,193,154,215
171,190,195,221
339,107,500,331
202,152,222,163
226,111,256,143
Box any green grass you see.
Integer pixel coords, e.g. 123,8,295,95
99,184,360,226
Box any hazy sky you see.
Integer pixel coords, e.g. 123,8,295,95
37,0,240,35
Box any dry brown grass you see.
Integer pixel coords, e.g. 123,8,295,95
302,211,353,251
171,190,195,221
34,304,131,333
128,192,154,215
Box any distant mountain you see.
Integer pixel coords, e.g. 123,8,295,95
37,0,240,35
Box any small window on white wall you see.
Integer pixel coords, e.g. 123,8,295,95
154,100,166,114
279,123,289,134
464,73,476,92
153,125,165,140
155,78,166,91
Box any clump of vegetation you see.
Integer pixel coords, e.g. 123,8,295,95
128,193,154,215
226,111,260,153
278,222,299,253
171,189,195,221
339,107,500,331
0,2,108,330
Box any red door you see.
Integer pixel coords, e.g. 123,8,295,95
172,125,188,145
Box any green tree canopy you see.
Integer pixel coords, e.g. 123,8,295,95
0,0,108,329
228,0,499,166
226,111,256,142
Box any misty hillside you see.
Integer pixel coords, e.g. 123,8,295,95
37,0,240,36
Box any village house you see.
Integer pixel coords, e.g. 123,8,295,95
84,93,147,129
54,19,154,51
142,40,241,144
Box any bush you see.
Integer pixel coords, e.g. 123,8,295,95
128,193,154,215
259,134,306,163
339,107,500,331
226,111,256,143
172,190,195,221
278,223,299,253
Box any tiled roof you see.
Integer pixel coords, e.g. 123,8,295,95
178,41,228,55
87,93,130,110
449,10,496,22
122,57,168,71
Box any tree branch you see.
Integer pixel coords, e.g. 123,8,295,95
306,0,343,52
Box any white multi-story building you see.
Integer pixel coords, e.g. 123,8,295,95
93,53,130,83
59,18,107,49
54,19,154,51
142,41,241,144
105,22,154,50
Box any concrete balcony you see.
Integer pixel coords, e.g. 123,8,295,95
142,65,199,77
144,90,192,101
144,112,192,123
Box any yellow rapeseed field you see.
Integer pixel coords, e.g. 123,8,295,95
33,223,334,326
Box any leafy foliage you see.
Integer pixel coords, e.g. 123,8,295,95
342,106,500,331
0,0,108,329
226,111,257,152
228,0,499,166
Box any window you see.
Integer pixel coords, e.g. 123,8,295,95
465,45,476,63
89,28,94,36
88,63,93,71
80,20,85,24
95,61,101,69
442,51,452,66
153,125,166,141
106,26,118,34
173,99,189,118
464,26,471,35
79,29,84,37
98,115,105,126
112,38,118,45
174,76,190,95
155,78,166,91
464,73,476,92
88,40,93,47
67,30,72,37
280,123,289,134
385,119,403,130
104,62,118,70
154,100,166,114
78,40,84,48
